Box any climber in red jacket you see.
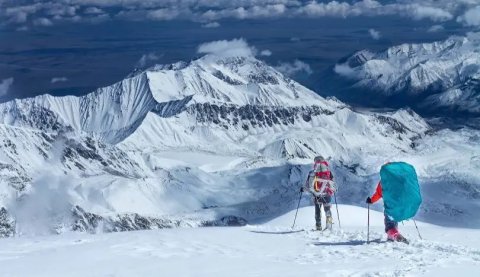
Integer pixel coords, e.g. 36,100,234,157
366,182,406,242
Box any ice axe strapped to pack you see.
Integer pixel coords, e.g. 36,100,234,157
311,176,336,196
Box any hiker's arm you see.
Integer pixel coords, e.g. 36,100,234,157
370,182,383,203
300,175,310,192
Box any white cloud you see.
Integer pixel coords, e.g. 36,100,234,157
6,10,28,23
297,1,454,22
16,26,29,31
334,63,357,79
457,6,480,27
44,4,76,17
427,25,444,32
298,1,352,17
197,38,256,58
146,8,180,21
399,4,453,22
136,53,161,68
51,77,68,83
202,21,220,28
369,28,381,40
260,49,272,56
70,15,83,22
84,7,104,15
275,60,312,76
0,0,472,27
86,13,110,23
200,4,287,21
0,77,14,97
33,17,53,26
4,4,39,24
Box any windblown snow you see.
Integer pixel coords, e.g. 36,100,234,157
0,49,479,276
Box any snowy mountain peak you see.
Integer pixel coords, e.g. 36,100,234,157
1,53,343,146
8,51,479,241
383,35,468,61
145,54,335,108
0,72,157,143
334,33,480,115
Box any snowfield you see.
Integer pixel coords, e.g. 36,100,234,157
0,206,479,277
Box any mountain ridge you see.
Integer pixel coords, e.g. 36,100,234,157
0,52,478,237
331,33,480,117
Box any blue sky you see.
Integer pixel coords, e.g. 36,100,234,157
0,0,479,102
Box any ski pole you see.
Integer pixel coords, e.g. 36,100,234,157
292,190,303,229
413,219,422,240
334,192,341,229
367,203,370,244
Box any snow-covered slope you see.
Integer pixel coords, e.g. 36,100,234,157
146,56,334,107
0,206,479,277
0,55,338,145
0,52,478,238
421,78,480,114
0,73,156,143
121,55,429,161
334,32,480,115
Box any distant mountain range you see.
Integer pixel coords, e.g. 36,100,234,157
323,32,480,123
0,52,478,237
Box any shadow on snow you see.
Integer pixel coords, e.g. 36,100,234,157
312,238,385,246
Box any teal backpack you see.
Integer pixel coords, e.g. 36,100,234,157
380,162,422,222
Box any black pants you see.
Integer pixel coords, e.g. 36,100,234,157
314,195,332,225
384,213,398,233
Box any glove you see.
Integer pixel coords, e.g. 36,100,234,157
300,187,305,192
366,197,372,204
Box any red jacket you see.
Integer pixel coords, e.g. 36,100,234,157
370,182,383,203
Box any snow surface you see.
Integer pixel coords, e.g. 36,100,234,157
0,206,478,277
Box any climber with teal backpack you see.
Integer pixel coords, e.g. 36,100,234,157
366,162,422,244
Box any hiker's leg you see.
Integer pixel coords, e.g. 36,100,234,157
315,197,321,228
322,195,333,218
384,213,398,233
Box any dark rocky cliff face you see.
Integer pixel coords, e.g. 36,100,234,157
188,103,334,130
0,207,15,238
